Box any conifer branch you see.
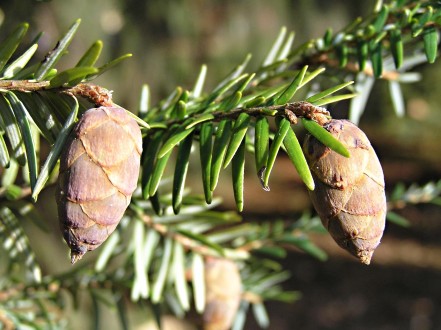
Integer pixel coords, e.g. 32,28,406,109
138,212,250,259
0,80,114,106
1,2,441,328
0,80,50,91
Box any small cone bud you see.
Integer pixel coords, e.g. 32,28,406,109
203,258,242,330
303,119,386,264
56,106,142,263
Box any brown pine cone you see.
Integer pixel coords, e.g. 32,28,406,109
56,106,142,263
203,257,242,330
303,119,386,265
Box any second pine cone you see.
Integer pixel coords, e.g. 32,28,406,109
303,119,386,265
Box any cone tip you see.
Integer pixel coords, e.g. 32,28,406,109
71,250,86,264
358,250,374,265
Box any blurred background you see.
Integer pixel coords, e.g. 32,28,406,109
0,0,441,329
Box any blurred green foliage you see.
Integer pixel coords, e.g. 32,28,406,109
0,0,372,105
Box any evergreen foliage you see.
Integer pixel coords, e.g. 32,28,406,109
1,1,441,328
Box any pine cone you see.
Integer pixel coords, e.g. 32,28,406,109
303,119,386,265
56,106,142,263
203,258,242,330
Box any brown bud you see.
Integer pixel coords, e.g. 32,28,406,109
303,119,386,265
203,258,242,330
56,106,142,263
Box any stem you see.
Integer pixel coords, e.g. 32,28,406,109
161,101,331,130
0,80,114,107
0,80,50,91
